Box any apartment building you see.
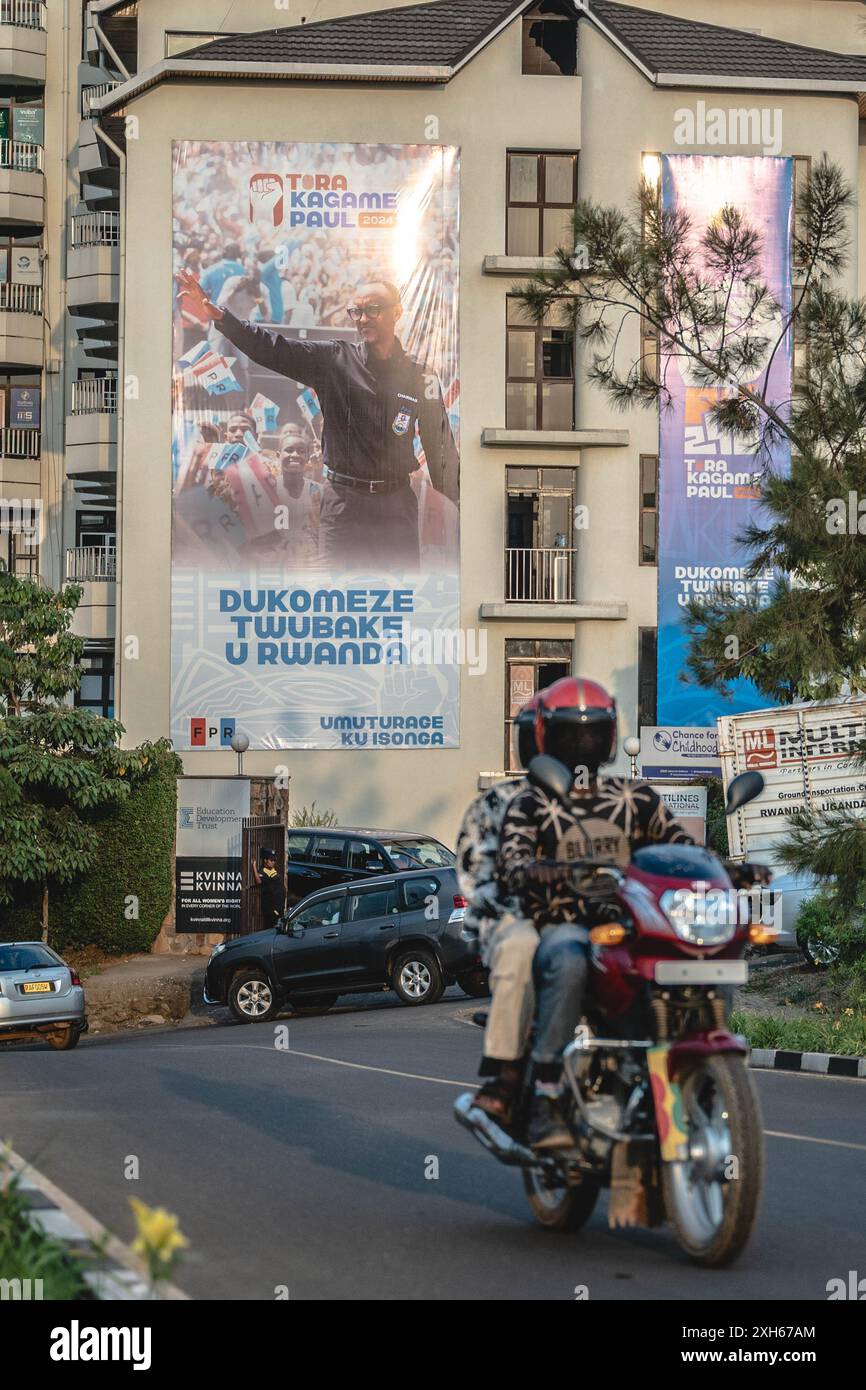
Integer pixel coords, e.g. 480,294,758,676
6,0,866,844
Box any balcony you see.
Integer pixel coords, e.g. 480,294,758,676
506,546,575,603
0,424,38,458
0,2,47,85
65,378,117,477
0,279,42,367
0,138,43,223
68,211,119,317
66,545,116,641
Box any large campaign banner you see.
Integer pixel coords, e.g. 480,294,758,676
171,142,460,749
657,154,793,726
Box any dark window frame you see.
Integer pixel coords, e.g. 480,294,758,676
521,3,579,77
504,637,573,770
505,150,578,257
74,643,114,719
506,295,575,431
639,453,658,566
637,626,658,730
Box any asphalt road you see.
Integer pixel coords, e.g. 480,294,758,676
2,989,864,1301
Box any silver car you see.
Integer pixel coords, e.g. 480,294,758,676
0,942,87,1050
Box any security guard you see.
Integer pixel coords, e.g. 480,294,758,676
177,270,458,571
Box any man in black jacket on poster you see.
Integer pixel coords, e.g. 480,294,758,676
177,269,458,571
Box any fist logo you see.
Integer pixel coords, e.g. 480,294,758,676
249,172,284,225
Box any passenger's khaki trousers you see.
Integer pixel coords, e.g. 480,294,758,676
481,914,539,1062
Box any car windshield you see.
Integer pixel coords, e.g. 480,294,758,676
0,944,59,972
381,838,454,868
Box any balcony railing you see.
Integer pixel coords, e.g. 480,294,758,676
505,546,576,602
0,0,46,28
81,82,120,117
0,139,42,173
65,545,116,583
0,426,39,458
71,377,117,415
0,280,41,313
71,210,119,248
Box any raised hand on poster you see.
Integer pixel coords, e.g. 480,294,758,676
177,269,223,323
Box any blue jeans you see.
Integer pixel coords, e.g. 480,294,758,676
531,922,588,1066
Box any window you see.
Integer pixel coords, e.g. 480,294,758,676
311,836,346,867
286,833,313,863
506,466,577,601
75,642,114,718
0,374,41,435
75,508,116,550
294,896,342,929
402,876,441,910
639,455,658,565
522,2,578,76
506,151,577,257
0,94,43,167
505,638,572,770
638,628,658,729
0,527,37,578
506,296,575,431
346,839,388,872
346,886,399,922
380,838,453,869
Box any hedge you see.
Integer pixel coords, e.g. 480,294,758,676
0,745,180,955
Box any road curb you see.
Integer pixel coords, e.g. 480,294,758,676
750,1047,866,1079
1,1149,189,1301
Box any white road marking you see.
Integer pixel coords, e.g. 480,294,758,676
763,1129,866,1153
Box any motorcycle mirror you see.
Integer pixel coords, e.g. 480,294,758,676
527,754,574,800
725,770,764,815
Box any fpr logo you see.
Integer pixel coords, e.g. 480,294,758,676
744,729,777,770
190,718,236,748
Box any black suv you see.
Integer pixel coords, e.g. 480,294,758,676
285,827,455,908
204,867,488,1023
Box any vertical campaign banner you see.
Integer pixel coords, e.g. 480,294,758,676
171,142,460,749
657,155,792,725
175,777,250,933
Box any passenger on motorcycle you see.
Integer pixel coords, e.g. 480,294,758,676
455,694,541,1127
497,677,697,1152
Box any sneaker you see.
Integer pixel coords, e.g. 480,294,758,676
528,1094,574,1151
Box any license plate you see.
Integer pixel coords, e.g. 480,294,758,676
21,981,52,994
654,960,748,986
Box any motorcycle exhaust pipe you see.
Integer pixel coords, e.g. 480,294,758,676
453,1092,555,1171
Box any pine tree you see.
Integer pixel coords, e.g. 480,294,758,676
0,571,147,941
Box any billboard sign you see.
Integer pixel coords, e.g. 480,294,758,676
640,724,721,779
657,155,793,726
171,142,460,749
649,783,707,845
175,776,250,933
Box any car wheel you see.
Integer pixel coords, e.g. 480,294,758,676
291,994,339,1015
457,968,490,999
391,950,444,1006
799,934,839,969
48,1025,80,1051
228,969,281,1023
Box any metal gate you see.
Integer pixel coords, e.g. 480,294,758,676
239,817,286,936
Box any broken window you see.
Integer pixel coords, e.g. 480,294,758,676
522,2,578,77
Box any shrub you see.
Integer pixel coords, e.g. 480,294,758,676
290,801,338,828
795,890,866,966
48,743,181,955
0,1164,88,1299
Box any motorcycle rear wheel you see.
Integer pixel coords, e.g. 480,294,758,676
522,1167,600,1233
662,1053,763,1267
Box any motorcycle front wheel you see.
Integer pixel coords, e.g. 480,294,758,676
662,1053,763,1267
522,1167,600,1233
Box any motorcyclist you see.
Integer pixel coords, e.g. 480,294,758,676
455,694,541,1127
497,677,700,1151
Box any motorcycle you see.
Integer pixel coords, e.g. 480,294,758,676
454,760,773,1267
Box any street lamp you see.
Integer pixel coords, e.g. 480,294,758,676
230,732,249,776
623,735,641,780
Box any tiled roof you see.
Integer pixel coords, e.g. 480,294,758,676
589,0,866,83
177,0,522,68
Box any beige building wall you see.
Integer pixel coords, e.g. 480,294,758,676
118,20,583,845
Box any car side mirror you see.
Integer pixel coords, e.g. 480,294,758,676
725,770,764,815
527,754,574,801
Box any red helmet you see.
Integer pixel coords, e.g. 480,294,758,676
534,677,617,774
513,690,541,770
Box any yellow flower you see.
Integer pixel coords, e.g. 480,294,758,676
129,1197,188,1264
813,1001,824,1010
844,1008,855,1017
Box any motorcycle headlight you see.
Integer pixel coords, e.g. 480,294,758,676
659,888,737,946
